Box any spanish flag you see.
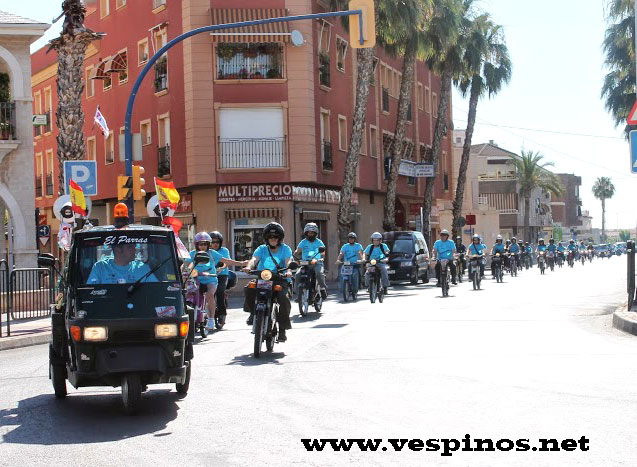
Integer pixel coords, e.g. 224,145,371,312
69,179,87,216
155,177,180,209
162,216,183,234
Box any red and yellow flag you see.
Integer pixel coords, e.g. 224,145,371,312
161,216,183,234
155,177,180,209
69,179,87,216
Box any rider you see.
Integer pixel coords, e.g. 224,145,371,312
587,241,595,258
184,233,222,331
87,242,158,284
337,232,364,293
364,232,391,294
523,241,533,266
455,236,467,282
547,238,558,254
509,237,520,268
578,240,587,258
467,234,486,278
294,223,328,301
491,235,506,278
567,239,578,261
432,229,457,286
536,238,547,265
209,231,230,327
243,222,294,342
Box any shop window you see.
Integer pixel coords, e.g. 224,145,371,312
216,43,284,80
232,219,271,262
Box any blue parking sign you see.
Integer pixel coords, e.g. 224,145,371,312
631,131,637,174
64,161,98,196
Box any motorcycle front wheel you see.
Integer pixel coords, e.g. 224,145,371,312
253,308,264,358
369,277,377,303
343,279,350,302
298,288,309,316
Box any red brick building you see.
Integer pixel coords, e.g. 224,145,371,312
31,0,453,275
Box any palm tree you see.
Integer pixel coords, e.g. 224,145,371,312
592,176,616,242
509,150,563,242
381,0,432,231
451,16,512,239
601,0,635,138
49,0,102,195
421,0,466,245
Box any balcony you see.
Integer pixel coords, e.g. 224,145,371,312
45,174,53,196
216,43,283,80
0,102,16,140
219,137,286,169
322,140,333,171
154,56,168,93
158,145,170,177
382,87,390,113
319,53,330,87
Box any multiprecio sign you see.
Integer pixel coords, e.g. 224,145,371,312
218,184,293,203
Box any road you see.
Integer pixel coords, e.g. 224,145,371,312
0,256,635,466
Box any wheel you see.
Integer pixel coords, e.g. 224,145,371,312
476,273,481,290
253,308,264,358
298,288,309,316
442,274,449,297
422,269,430,284
50,362,67,399
215,314,225,330
314,292,323,313
410,266,418,285
265,314,276,352
472,272,477,290
343,279,350,302
176,360,191,395
121,374,142,415
200,321,209,338
378,284,384,303
369,280,377,303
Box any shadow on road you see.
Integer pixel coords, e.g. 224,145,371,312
227,351,286,366
291,313,322,324
0,389,180,445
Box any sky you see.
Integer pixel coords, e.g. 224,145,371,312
8,0,636,229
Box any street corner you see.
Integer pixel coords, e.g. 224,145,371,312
612,304,637,336
0,332,50,351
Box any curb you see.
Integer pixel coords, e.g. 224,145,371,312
0,332,50,352
612,302,637,336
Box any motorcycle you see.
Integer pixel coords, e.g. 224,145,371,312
508,253,518,277
567,251,575,268
580,251,586,265
588,250,594,263
296,247,326,316
547,251,555,272
456,253,466,283
492,253,504,283
184,273,210,339
522,252,531,270
366,259,387,303
468,254,483,290
556,252,564,268
538,251,546,274
338,260,362,302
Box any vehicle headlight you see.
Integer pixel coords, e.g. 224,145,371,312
83,326,108,342
371,259,377,266
260,270,273,280
155,324,178,339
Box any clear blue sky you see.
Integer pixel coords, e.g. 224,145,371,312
14,0,636,229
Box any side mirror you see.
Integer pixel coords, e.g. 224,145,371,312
418,249,425,255
318,246,326,253
194,252,210,264
288,261,299,271
38,253,56,268
215,261,225,268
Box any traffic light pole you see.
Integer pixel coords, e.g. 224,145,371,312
124,8,367,223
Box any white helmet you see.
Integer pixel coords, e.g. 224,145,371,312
304,223,319,235
371,232,382,240
496,234,503,241
441,229,450,236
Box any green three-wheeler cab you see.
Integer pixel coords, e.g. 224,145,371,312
40,224,198,414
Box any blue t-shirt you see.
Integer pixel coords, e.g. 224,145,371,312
186,249,222,284
579,244,586,251
340,242,363,263
557,244,565,252
213,246,231,276
509,243,520,254
567,244,577,252
468,243,486,255
364,243,390,260
254,243,293,271
547,244,557,253
492,243,506,254
433,239,456,260
87,259,158,285
297,238,325,261
537,245,547,253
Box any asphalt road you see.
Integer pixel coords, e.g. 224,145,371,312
0,255,634,467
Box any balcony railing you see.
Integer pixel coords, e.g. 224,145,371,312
154,56,168,92
158,145,171,177
45,174,53,196
322,140,333,171
0,102,16,140
219,137,286,169
498,209,519,214
216,43,283,80
319,53,331,87
382,87,390,112
478,173,516,181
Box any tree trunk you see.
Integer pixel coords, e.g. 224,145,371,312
601,198,606,242
422,70,452,246
337,47,374,245
451,77,480,240
383,41,417,232
524,195,531,244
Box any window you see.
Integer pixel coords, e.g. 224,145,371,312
138,38,149,66
216,43,284,80
86,66,95,98
425,87,431,113
158,114,171,176
433,93,438,117
417,83,424,110
45,150,54,196
116,0,126,8
140,120,152,145
102,57,112,91
336,37,348,72
318,20,332,54
43,87,53,133
320,109,332,170
117,127,125,161
33,91,42,137
153,0,167,10
360,123,367,155
100,0,109,18
86,137,96,160
320,110,330,142
153,28,168,92
338,115,347,151
105,133,114,164
369,126,378,158
35,153,43,198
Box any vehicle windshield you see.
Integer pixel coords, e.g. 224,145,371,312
73,232,179,286
387,238,414,254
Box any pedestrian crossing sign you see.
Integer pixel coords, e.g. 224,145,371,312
630,130,637,174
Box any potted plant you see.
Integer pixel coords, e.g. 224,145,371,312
239,68,249,79
251,71,263,79
266,68,281,79
243,46,258,59
217,43,237,61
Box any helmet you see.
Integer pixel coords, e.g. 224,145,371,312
441,229,450,236
371,232,383,240
263,222,285,242
456,236,462,241
569,239,574,243
194,232,212,244
539,238,545,243
496,235,503,241
347,232,357,239
506,239,511,244
511,237,517,242
549,238,555,243
524,241,529,245
209,231,223,246
304,223,319,236
472,234,481,241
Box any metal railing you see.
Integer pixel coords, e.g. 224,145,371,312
319,53,331,87
216,43,283,80
498,209,519,214
158,145,171,177
219,137,286,169
478,173,517,181
0,102,16,140
628,240,635,310
322,140,333,171
382,87,390,112
154,56,168,92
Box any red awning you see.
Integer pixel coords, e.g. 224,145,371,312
89,58,109,80
104,51,127,74
210,8,290,43
225,208,282,220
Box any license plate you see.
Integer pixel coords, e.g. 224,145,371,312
341,265,353,275
257,280,273,289
387,269,395,274
401,262,412,267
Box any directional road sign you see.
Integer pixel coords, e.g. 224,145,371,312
64,160,98,196
630,130,637,174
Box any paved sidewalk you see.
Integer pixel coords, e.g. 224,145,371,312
0,314,51,351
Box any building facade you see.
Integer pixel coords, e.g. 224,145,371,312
31,0,454,277
551,173,583,241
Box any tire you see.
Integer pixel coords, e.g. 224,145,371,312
254,308,264,358
422,269,430,284
343,279,350,302
540,263,545,274
215,314,225,330
200,322,209,339
442,273,449,297
50,362,67,399
410,267,418,285
369,279,377,303
477,273,481,290
472,272,477,290
298,288,309,316
121,374,142,415
314,293,323,313
265,313,276,352
378,281,384,303
176,360,191,395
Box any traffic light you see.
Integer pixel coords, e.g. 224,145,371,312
117,175,132,201
132,165,146,201
349,0,376,49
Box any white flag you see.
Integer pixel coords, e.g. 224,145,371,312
94,106,110,138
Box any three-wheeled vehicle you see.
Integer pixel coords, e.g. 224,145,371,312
39,223,208,414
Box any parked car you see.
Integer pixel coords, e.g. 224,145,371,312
382,231,430,284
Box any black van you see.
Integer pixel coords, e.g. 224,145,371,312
382,231,430,284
